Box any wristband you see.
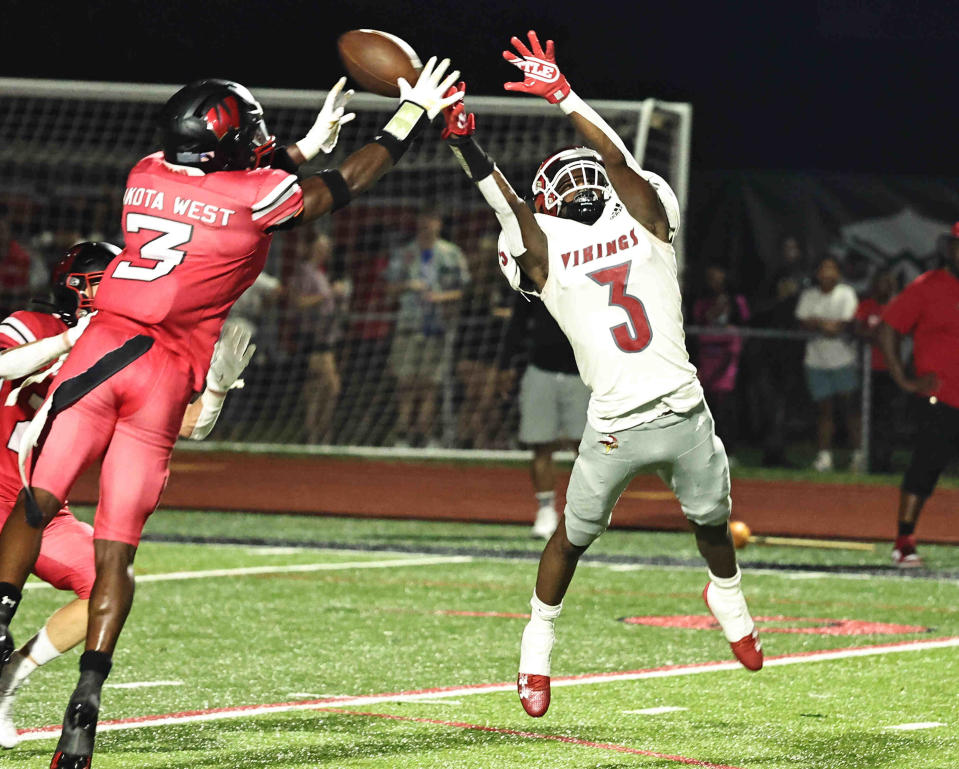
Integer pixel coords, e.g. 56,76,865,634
374,101,428,163
446,136,494,181
316,169,352,212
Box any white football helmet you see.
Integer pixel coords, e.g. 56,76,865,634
532,146,612,223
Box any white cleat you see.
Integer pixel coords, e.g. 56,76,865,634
531,507,559,540
0,688,20,748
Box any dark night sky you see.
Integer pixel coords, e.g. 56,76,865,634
4,0,959,175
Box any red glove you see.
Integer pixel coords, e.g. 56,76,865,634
502,30,570,104
440,82,476,140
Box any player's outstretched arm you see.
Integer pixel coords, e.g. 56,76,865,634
503,30,671,242
179,322,255,440
441,84,548,290
0,313,92,380
298,57,463,223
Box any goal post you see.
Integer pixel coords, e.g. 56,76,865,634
0,78,692,458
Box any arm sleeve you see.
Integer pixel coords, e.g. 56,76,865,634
187,389,227,440
0,313,70,380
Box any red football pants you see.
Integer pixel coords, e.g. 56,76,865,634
0,499,95,598
31,321,194,547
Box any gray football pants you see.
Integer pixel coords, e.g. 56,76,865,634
563,399,731,547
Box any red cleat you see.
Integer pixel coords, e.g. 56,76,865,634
892,535,922,568
703,583,763,671
517,673,550,717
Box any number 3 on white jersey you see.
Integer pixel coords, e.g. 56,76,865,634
113,213,193,282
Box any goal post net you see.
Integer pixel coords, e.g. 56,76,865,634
0,78,691,457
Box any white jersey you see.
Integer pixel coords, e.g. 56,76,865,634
499,198,702,433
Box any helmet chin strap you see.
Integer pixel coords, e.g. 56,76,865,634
559,190,606,225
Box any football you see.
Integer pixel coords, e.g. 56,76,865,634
729,520,751,549
337,29,422,98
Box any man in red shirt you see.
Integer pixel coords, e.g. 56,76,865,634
0,242,252,750
0,61,462,768
878,224,959,567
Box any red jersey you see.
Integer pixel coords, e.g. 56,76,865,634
882,268,959,409
93,152,304,390
854,297,889,372
0,310,68,508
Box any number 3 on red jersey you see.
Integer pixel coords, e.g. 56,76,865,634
113,213,193,282
587,262,652,352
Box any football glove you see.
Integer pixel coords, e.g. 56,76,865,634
503,30,571,104
397,56,463,119
441,82,475,140
294,76,356,161
206,321,255,394
64,311,95,347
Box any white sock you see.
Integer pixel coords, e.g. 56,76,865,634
706,568,755,642
520,593,563,676
535,491,555,510
26,626,62,667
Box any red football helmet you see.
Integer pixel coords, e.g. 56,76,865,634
532,146,611,223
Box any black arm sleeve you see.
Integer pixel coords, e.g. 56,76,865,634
270,146,299,175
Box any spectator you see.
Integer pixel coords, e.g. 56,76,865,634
229,270,283,349
455,234,513,449
385,206,469,447
877,223,959,567
795,256,862,472
748,234,810,467
498,294,589,539
340,224,396,446
853,269,899,473
0,209,43,313
291,232,350,443
692,265,750,461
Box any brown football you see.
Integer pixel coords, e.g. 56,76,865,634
337,29,422,98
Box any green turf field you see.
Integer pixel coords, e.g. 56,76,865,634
4,509,957,768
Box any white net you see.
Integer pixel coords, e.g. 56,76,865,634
0,78,691,454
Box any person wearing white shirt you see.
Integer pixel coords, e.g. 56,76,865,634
795,257,862,472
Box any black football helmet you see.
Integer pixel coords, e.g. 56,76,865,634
158,79,276,172
50,242,121,326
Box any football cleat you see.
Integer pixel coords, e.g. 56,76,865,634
892,535,922,569
517,672,550,717
51,684,100,769
0,656,24,749
703,583,763,671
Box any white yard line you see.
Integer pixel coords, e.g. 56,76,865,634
23,555,473,591
105,681,183,690
16,636,959,743
883,722,947,731
624,706,688,715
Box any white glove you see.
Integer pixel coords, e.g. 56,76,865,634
206,321,255,394
397,56,463,119
293,76,356,161
64,311,95,347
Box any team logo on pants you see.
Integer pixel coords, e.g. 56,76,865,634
599,433,619,453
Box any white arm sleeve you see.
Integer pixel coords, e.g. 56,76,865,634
187,389,227,441
476,171,526,257
0,334,70,380
559,91,642,173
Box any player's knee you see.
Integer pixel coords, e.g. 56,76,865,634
17,487,63,528
562,510,605,548
683,495,731,528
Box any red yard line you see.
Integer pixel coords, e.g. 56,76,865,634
318,707,745,768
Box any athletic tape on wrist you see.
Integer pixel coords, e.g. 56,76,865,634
446,136,494,181
317,169,351,211
374,101,427,163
